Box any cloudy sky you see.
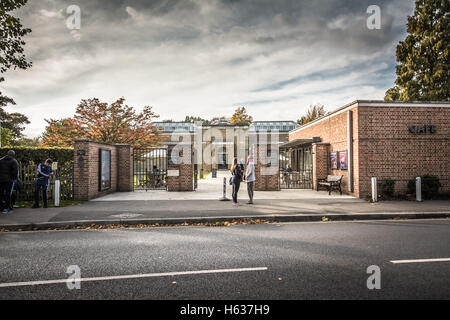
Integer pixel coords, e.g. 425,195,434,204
3,0,415,137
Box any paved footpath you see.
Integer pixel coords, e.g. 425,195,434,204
1,196,450,230
1,172,449,230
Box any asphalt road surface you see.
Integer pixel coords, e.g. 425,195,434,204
0,219,449,300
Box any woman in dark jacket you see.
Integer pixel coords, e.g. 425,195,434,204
230,158,243,205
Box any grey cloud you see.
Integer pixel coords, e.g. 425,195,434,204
3,0,416,137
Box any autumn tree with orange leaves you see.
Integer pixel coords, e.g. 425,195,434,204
41,98,162,148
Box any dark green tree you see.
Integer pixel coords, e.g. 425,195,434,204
0,108,30,139
0,0,32,138
385,0,450,101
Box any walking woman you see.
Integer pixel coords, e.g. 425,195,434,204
245,155,255,204
230,158,243,205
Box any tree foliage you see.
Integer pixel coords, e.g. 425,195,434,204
385,0,450,101
297,104,326,126
41,98,163,148
230,107,253,125
0,147,73,165
184,116,210,125
1,128,13,147
11,136,41,147
0,0,32,138
0,107,30,139
41,118,80,148
0,0,32,75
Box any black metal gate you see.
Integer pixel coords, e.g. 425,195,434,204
280,170,313,189
279,146,313,189
133,148,168,190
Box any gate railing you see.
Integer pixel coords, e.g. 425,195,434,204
133,148,168,190
280,170,313,189
17,163,74,202
193,164,198,190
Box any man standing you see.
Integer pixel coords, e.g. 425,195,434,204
245,155,255,205
0,150,19,213
32,159,54,208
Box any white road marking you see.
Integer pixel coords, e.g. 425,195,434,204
0,267,268,288
390,258,450,264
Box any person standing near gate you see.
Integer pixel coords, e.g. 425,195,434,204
0,150,19,213
32,159,54,208
245,155,255,205
230,158,243,206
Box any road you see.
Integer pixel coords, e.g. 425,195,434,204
0,219,449,300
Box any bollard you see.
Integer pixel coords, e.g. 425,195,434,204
371,177,378,202
416,177,422,202
54,180,61,207
219,177,230,201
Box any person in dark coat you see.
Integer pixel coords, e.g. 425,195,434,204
0,150,19,213
230,158,243,205
32,159,54,208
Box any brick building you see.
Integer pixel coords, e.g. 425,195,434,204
154,120,298,171
285,100,450,198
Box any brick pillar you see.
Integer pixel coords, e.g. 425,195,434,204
253,144,280,191
167,144,194,192
73,140,119,200
73,140,90,201
312,143,329,190
116,144,134,192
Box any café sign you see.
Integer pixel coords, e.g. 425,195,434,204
408,125,436,134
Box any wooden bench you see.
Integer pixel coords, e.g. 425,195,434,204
317,175,343,195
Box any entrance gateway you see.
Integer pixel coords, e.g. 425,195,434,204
72,140,304,200
279,138,318,189
133,148,168,190
132,144,314,192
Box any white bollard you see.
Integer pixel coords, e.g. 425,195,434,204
416,177,422,202
371,177,378,202
54,180,61,207
219,177,230,201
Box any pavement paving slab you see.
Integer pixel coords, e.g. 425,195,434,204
1,172,449,229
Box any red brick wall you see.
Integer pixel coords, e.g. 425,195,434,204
289,105,450,198
253,145,280,191
290,107,358,195
358,106,450,196
74,140,133,200
167,145,194,192
116,144,134,192
312,143,330,190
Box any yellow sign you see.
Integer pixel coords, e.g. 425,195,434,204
52,162,58,170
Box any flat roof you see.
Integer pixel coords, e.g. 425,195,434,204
280,138,321,149
154,120,299,132
290,100,450,135
253,121,298,124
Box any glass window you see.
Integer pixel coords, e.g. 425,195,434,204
99,149,111,191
